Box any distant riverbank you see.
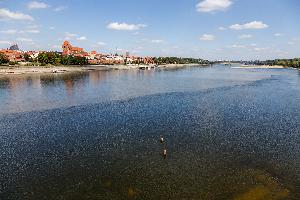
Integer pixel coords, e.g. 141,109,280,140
0,63,205,75
232,65,285,69
159,63,208,69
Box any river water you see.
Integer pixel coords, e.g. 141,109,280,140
0,65,300,199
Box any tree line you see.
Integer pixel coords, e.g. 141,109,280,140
153,57,210,65
0,52,88,66
3,51,299,68
33,52,88,66
244,58,300,68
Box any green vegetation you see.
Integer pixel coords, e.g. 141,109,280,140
246,58,300,68
17,52,89,66
0,53,9,65
274,58,300,68
153,57,210,65
36,52,88,66
23,53,31,62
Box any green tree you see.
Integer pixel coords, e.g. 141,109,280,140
23,53,31,62
37,53,49,65
0,53,9,64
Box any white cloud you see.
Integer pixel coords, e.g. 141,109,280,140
26,25,39,29
196,0,232,12
65,32,78,38
238,34,253,39
27,1,50,10
23,29,40,34
97,42,106,46
0,29,17,34
227,44,246,48
0,40,11,45
218,26,226,31
17,37,33,42
77,36,87,41
0,29,40,34
200,34,215,41
288,41,295,45
230,21,269,30
254,47,269,51
151,39,164,44
134,46,143,50
54,6,67,12
274,33,283,37
107,22,147,31
0,8,34,21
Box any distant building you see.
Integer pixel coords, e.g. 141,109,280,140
126,51,130,58
62,41,84,55
25,51,39,59
9,44,19,51
0,49,24,62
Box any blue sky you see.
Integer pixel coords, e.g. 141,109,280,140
0,0,300,60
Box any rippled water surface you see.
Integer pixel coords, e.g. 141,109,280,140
1,65,300,200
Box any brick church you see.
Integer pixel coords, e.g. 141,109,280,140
62,41,84,55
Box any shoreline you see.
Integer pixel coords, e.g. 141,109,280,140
231,65,285,69
159,63,208,69
0,66,110,75
0,63,206,75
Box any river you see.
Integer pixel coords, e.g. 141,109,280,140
0,65,300,199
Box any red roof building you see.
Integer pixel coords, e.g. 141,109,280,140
62,41,84,55
0,49,25,62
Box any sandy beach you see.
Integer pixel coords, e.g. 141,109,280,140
0,65,111,75
232,65,285,69
159,63,208,69
0,63,206,75
0,65,146,75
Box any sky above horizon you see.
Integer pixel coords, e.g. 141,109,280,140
0,0,300,60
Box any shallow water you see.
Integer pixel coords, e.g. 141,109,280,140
1,65,300,199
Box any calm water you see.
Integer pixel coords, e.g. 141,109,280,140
1,65,300,200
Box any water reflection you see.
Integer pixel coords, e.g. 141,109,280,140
0,67,296,114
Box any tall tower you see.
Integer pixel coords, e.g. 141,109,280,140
62,41,72,55
9,44,19,51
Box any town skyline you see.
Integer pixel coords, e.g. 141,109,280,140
1,0,300,60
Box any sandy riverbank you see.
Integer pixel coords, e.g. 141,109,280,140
159,63,208,69
0,63,206,75
232,65,285,69
0,65,113,75
0,65,147,75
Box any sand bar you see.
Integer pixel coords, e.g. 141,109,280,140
232,65,285,69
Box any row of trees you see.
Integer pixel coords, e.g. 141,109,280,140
273,58,300,68
245,58,300,68
33,52,88,66
1,52,88,66
153,57,210,65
